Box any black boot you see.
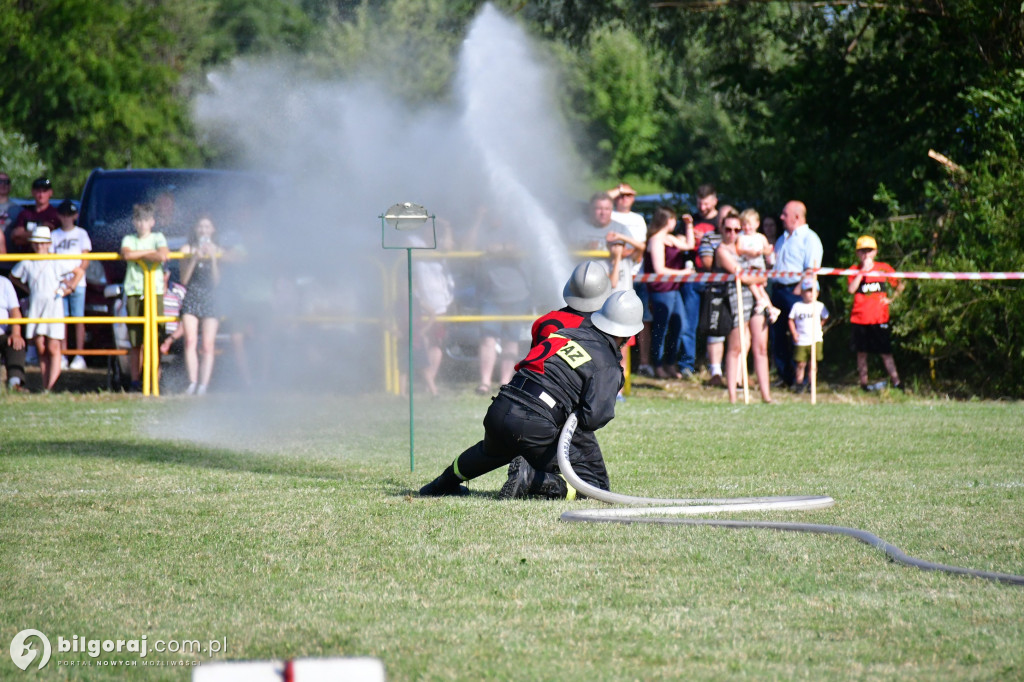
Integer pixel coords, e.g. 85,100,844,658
419,466,468,497
530,471,569,500
497,457,535,500
498,457,570,500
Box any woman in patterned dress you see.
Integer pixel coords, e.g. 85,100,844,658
179,216,222,395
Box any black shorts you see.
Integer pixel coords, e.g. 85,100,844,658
850,323,893,354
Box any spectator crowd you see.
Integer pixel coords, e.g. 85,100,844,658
1,171,906,399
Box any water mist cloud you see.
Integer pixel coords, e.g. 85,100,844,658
155,3,586,449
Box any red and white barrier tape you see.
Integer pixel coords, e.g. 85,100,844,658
634,268,1024,283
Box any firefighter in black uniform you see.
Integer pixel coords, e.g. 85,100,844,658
418,289,644,499
503,260,612,495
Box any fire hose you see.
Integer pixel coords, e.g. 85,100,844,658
556,413,1024,587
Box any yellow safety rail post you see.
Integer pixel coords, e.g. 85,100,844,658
142,263,151,396
623,345,631,396
365,256,398,395
143,262,161,396
388,257,407,396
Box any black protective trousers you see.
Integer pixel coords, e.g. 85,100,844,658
452,390,610,491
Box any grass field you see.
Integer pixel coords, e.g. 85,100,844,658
2,387,1023,680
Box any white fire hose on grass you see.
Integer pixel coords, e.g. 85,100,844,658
556,413,1024,587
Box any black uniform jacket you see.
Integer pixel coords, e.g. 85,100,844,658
513,324,624,433
530,306,591,346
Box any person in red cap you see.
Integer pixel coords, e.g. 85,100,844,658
847,235,905,392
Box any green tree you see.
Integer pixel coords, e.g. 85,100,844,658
0,128,46,196
0,0,208,193
561,23,668,186
845,71,1024,397
310,0,482,102
208,0,315,64
0,0,317,193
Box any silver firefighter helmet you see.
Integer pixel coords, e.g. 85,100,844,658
592,289,644,338
562,260,612,312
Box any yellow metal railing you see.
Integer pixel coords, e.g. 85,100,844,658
3,249,621,396
1,252,176,396
381,249,630,396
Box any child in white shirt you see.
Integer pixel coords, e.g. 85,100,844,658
787,277,829,392
11,226,70,391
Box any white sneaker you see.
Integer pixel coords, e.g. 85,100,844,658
60,356,69,370
70,355,87,370
185,383,197,395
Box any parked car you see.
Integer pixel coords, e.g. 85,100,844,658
10,197,78,211
631,192,695,223
80,167,275,283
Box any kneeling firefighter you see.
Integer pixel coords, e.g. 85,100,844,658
419,289,644,500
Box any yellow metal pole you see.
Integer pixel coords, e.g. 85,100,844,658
149,264,161,397
384,329,395,394
391,257,405,396
370,257,394,395
141,263,152,396
391,333,400,395
623,344,631,396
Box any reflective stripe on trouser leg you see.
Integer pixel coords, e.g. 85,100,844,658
561,475,577,501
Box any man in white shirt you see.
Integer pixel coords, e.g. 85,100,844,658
567,192,616,251
770,200,824,387
608,183,648,263
51,200,92,370
607,183,652,374
567,192,635,292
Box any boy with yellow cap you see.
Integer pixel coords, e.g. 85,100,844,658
847,235,905,392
